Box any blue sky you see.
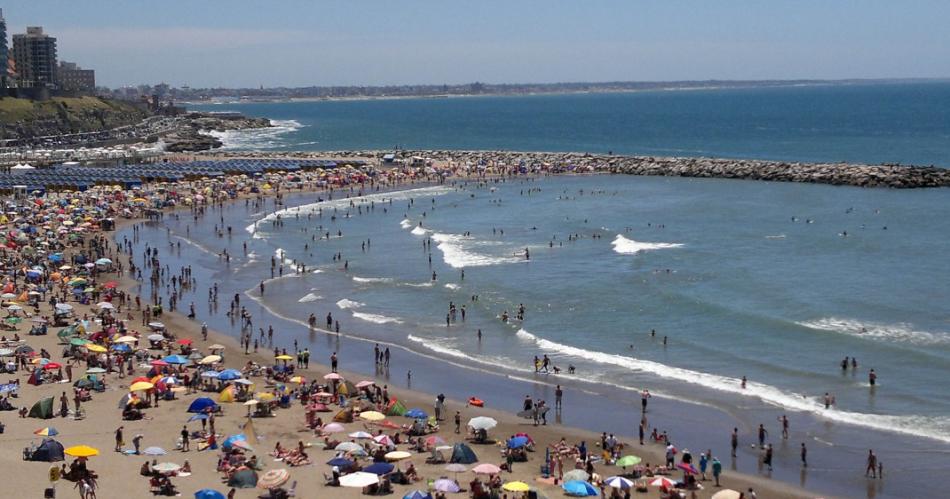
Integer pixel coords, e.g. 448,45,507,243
5,1,950,88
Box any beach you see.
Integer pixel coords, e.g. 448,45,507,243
0,164,826,499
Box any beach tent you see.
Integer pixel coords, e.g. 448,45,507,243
333,408,353,423
28,438,65,462
386,398,407,417
227,468,258,488
337,380,358,396
187,397,219,413
218,386,236,403
29,396,54,419
194,490,226,499
450,443,478,464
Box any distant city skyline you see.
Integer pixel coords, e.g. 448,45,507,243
6,1,950,88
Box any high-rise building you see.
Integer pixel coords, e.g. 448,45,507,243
0,9,8,87
58,61,95,93
12,26,57,88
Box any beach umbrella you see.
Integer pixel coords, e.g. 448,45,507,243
604,476,634,490
322,372,342,380
507,436,529,449
143,447,167,456
257,468,290,489
199,355,221,365
115,336,138,343
64,445,99,458
129,381,154,392
243,400,259,407
322,422,345,433
227,469,258,489
433,479,461,493
69,338,89,347
208,344,226,350
176,338,193,346
340,471,379,488
289,376,306,384
649,477,677,488
187,397,218,413
359,411,386,421
334,442,362,453
163,355,188,365
275,354,293,361
85,367,106,374
403,491,433,499
153,462,182,473
150,360,169,367
194,490,226,499
502,481,530,492
405,408,428,419
85,344,107,353
711,490,742,499
326,457,355,468
200,371,219,379
467,416,497,430
96,302,114,310
374,434,395,447
563,470,589,483
348,431,373,439
677,462,699,475
217,369,242,381
616,455,642,468
472,463,501,475
233,379,254,385
563,481,598,497
34,427,59,436
424,435,446,448
148,322,165,330
42,362,63,370
385,451,412,461
364,462,395,475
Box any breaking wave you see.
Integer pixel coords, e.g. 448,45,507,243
352,312,403,324
611,234,683,254
797,317,950,346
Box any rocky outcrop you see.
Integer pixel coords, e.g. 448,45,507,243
162,113,271,152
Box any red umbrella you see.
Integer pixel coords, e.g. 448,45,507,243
676,463,699,475
176,339,193,345
43,362,62,370
150,360,169,367
102,281,118,289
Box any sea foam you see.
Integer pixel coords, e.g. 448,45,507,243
353,312,403,324
798,317,950,346
611,234,683,254
336,299,365,309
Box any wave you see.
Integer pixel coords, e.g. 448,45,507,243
611,234,683,255
411,226,428,236
273,248,298,275
352,276,393,284
514,328,950,443
402,281,434,288
352,312,403,324
444,283,460,290
206,119,303,150
797,317,950,346
297,293,322,303
336,299,364,310
400,219,413,229
431,232,525,269
246,186,454,236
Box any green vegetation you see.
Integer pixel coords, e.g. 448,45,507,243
0,96,151,139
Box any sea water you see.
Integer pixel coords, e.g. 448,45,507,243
192,81,950,167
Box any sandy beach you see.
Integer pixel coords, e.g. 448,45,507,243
0,164,819,499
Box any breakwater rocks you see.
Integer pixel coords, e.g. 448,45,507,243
203,149,950,188
164,113,272,153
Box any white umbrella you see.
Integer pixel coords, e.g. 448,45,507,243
468,416,497,430
348,431,373,439
97,302,115,310
604,476,634,490
339,471,379,488
711,490,742,499
152,462,181,473
147,334,165,342
335,442,363,453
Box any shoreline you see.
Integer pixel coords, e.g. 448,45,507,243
114,178,823,498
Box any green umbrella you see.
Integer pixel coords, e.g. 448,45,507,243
616,455,642,468
4,317,21,325
70,338,89,346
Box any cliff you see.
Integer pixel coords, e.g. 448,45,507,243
0,96,151,140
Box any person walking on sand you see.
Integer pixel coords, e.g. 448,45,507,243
181,425,190,452
712,456,722,486
780,415,789,439
555,385,563,409
801,442,807,467
454,411,461,434
731,428,738,457
114,426,124,452
757,424,768,448
330,352,338,372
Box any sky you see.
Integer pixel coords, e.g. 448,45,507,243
5,1,950,88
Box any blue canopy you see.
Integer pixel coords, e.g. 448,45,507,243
563,481,598,497
404,492,433,499
326,457,354,468
188,413,209,422
217,369,242,381
405,408,428,419
195,490,226,499
507,436,529,449
187,397,218,413
364,462,395,475
222,434,247,451
111,344,131,353
163,355,188,365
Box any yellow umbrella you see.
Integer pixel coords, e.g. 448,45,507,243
385,451,412,461
359,411,386,422
254,392,275,401
503,482,531,492
64,445,99,458
199,355,222,365
289,376,306,384
275,354,293,361
85,344,107,353
129,381,154,392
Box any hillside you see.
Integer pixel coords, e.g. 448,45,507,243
0,96,151,140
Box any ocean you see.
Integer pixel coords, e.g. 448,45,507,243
136,83,950,498
193,81,950,167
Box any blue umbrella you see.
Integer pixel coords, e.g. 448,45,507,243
563,481,598,497
217,369,242,381
326,457,354,468
403,491,433,499
188,413,209,422
195,489,226,499
364,462,395,475
221,434,247,450
111,344,131,353
163,355,188,365
405,408,428,419
187,397,218,413
507,436,529,449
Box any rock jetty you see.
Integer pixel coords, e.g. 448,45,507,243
206,149,949,189
163,113,271,152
